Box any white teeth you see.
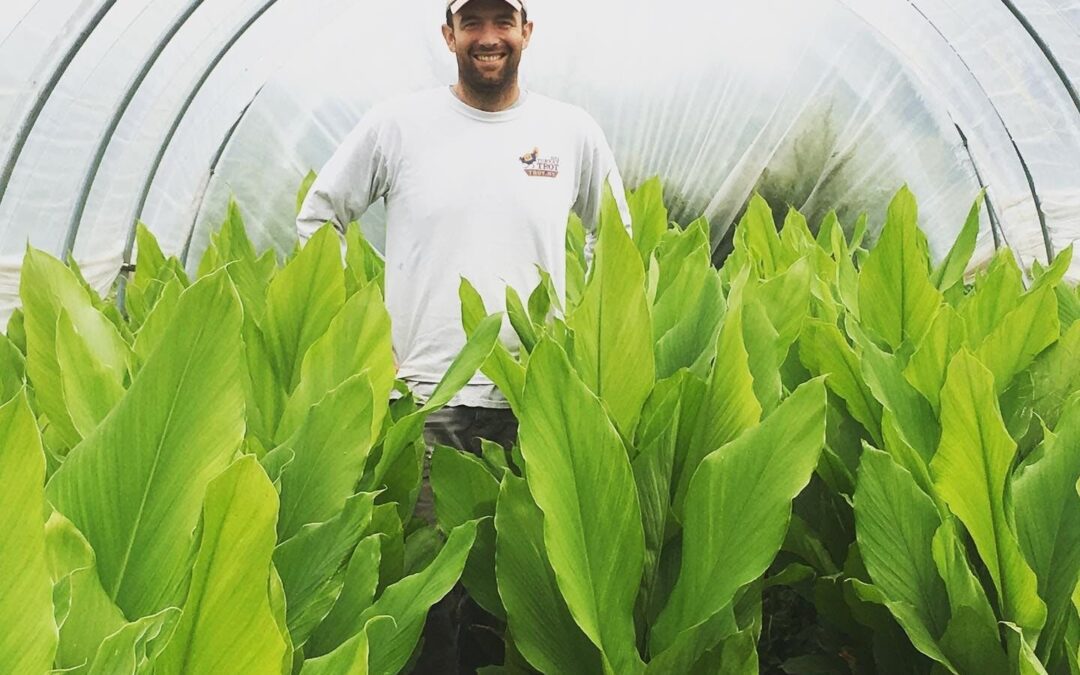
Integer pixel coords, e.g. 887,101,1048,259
475,54,504,61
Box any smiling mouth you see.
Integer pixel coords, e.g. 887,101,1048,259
473,53,507,63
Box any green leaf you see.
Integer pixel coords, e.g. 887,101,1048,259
518,339,645,674
301,615,394,675
505,285,539,353
854,448,949,641
650,378,826,654
277,281,394,445
495,474,603,675
672,274,761,519
55,308,126,438
274,492,377,647
565,212,588,311
275,373,376,539
20,247,130,451
931,350,1046,637
361,521,478,675
45,512,126,672
459,279,524,410
153,457,288,674
567,204,655,439
738,194,784,277
974,285,1059,394
960,249,1024,344
264,224,346,394
87,608,180,675
0,391,56,673
651,240,723,381
857,187,942,350
297,169,319,215
628,176,668,266
1014,395,1080,662
305,535,382,658
931,194,981,291
799,319,882,445
903,305,967,413
45,269,246,618
1030,322,1080,430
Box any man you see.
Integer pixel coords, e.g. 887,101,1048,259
296,0,631,669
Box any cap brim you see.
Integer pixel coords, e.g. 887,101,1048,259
448,0,523,13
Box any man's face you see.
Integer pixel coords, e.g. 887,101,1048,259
442,0,533,94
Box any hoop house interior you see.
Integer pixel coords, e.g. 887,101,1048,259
1,0,1078,323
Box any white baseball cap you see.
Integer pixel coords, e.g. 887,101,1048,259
447,0,526,13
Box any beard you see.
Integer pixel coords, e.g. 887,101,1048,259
456,47,521,96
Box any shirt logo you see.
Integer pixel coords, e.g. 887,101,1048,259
519,146,560,178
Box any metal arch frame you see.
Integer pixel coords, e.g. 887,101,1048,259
0,0,119,205
179,88,262,265
999,0,1080,119
903,0,1057,262
61,0,208,261
119,0,283,269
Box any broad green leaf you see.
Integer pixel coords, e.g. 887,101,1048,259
155,456,288,674
55,308,126,438
651,251,723,381
854,448,949,641
130,277,183,372
933,519,1010,675
654,216,710,302
274,492,377,647
974,285,1059,394
361,521,478,675
857,186,942,350
131,221,169,292
1029,244,1073,295
45,512,126,673
518,339,645,674
903,305,967,412
857,332,939,464
931,194,982,291
301,615,394,675
931,350,1046,637
527,266,561,327
672,274,761,519
277,281,394,444
275,373,376,539
628,176,668,266
1030,321,1080,430
87,608,180,675
344,222,386,297
45,270,246,618
495,474,603,675
645,606,738,673
850,579,957,672
21,247,129,450
632,376,682,623
264,224,346,394
431,445,503,617
742,299,783,414
799,319,882,444
1014,395,1080,662
960,249,1024,344
747,256,812,349
738,194,784,277
567,204,654,439
650,378,826,654
305,535,382,658
0,391,56,673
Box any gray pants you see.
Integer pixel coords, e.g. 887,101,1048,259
412,405,518,675
414,405,519,526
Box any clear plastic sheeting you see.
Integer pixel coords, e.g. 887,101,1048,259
0,0,1079,323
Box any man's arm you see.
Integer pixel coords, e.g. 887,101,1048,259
296,111,393,245
572,118,633,267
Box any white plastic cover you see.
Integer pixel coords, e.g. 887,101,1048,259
0,0,1078,323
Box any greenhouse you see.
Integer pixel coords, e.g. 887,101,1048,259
2,0,1080,673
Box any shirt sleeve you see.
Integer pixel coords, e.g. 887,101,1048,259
296,110,393,245
572,115,633,267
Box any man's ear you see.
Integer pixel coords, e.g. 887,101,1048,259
442,22,456,52
521,20,533,49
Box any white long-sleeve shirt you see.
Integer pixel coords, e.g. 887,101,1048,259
297,85,632,408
